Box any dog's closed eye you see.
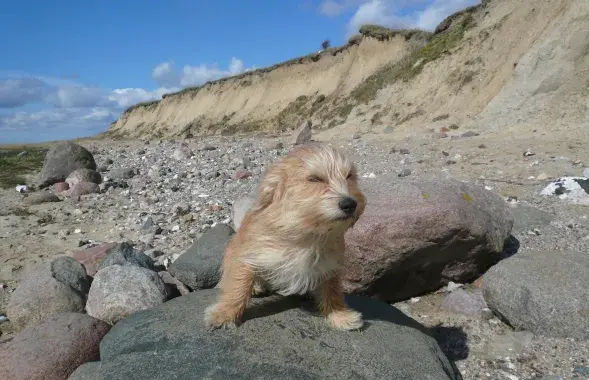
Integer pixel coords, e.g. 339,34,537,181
308,175,325,183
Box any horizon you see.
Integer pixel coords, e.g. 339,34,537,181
0,0,480,144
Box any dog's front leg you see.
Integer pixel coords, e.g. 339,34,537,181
204,260,254,330
315,273,364,331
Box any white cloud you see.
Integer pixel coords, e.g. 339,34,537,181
0,77,50,108
108,87,178,108
319,0,367,16
0,55,252,142
414,0,480,30
180,57,249,87
344,0,480,37
46,85,110,108
152,61,180,88
82,107,118,121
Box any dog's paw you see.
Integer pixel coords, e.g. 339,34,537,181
204,303,238,330
327,309,364,331
251,282,270,298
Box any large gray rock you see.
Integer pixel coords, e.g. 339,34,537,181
482,250,589,340
168,224,235,290
86,265,167,324
69,289,459,380
0,313,110,380
343,178,514,302
7,262,85,332
51,256,91,295
96,242,154,272
38,141,97,188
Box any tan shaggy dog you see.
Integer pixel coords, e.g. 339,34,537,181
204,143,367,331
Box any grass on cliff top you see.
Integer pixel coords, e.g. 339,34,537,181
0,146,47,189
351,13,476,104
359,25,432,42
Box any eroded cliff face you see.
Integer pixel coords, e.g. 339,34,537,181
107,0,588,140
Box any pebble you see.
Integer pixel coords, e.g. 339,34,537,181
398,169,412,177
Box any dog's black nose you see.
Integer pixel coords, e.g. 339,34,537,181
338,197,357,215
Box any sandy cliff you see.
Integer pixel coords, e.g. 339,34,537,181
107,0,588,140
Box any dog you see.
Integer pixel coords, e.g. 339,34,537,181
204,143,366,331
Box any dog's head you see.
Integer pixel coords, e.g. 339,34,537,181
252,143,366,236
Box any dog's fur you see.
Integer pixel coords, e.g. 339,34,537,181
204,143,366,330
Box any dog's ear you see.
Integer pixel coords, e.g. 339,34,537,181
256,169,285,209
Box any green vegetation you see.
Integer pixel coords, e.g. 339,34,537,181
123,100,161,114
350,12,477,104
359,25,432,42
0,147,47,189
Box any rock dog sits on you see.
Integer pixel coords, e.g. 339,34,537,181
204,143,366,330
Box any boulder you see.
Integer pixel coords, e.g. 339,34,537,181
86,265,167,324
7,262,85,332
68,242,117,276
343,178,514,302
96,241,155,272
65,168,102,187
50,256,91,295
482,250,589,339
0,313,110,380
38,141,96,188
67,182,100,199
69,289,459,380
168,224,235,290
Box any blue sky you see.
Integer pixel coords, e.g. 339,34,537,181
0,0,479,144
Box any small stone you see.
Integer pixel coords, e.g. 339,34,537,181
232,169,252,180
383,126,394,133
109,168,135,180
461,131,479,138
158,271,190,297
352,132,361,140
172,143,194,160
292,121,312,145
182,213,194,223
23,192,60,205
399,148,410,155
536,172,548,181
481,308,494,320
65,168,102,187
54,182,70,194
145,249,164,260
478,144,487,149
398,169,412,177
